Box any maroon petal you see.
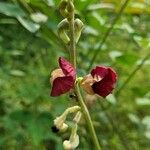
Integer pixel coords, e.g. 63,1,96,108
91,66,108,79
59,57,76,79
107,68,117,83
51,76,75,97
92,80,115,98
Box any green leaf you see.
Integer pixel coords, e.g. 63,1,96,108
75,0,92,11
136,98,150,106
10,50,24,56
87,3,114,11
10,70,25,77
92,12,105,26
106,94,117,105
133,36,150,48
0,2,26,17
17,17,40,33
46,0,54,6
142,116,150,139
30,12,48,23
128,113,140,124
116,53,138,67
109,51,122,61
83,25,99,36
26,113,53,145
0,18,17,24
9,110,32,123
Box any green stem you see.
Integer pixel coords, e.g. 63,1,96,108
87,0,131,71
68,1,101,149
68,0,76,68
75,84,101,150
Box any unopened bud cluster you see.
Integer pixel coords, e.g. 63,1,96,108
57,0,84,44
52,106,82,150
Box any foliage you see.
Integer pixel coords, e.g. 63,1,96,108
0,0,150,149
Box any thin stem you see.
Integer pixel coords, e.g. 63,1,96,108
68,0,76,69
75,83,101,150
68,1,101,149
87,0,131,71
115,52,150,97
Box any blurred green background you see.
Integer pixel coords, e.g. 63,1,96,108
0,0,150,149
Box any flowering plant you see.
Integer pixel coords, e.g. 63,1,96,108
50,0,117,150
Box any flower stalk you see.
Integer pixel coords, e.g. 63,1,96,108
67,0,101,149
68,0,76,69
75,83,101,150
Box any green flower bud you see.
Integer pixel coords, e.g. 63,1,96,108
57,19,70,44
67,1,74,13
66,1,74,21
74,19,84,43
59,0,69,17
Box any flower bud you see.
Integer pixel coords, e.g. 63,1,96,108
57,19,70,44
59,0,69,17
53,116,68,133
52,106,80,133
67,1,74,13
63,134,79,150
67,106,80,114
63,124,79,150
73,111,82,123
60,123,69,132
74,19,84,43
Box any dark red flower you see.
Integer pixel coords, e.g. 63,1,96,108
50,57,76,97
81,66,117,98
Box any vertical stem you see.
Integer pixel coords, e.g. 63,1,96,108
75,83,101,150
68,1,101,149
68,0,76,69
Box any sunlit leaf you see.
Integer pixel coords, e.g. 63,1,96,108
83,26,99,36
17,17,40,33
106,94,117,105
87,3,114,11
128,113,140,124
10,70,25,77
109,51,122,61
30,12,48,23
136,98,150,106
